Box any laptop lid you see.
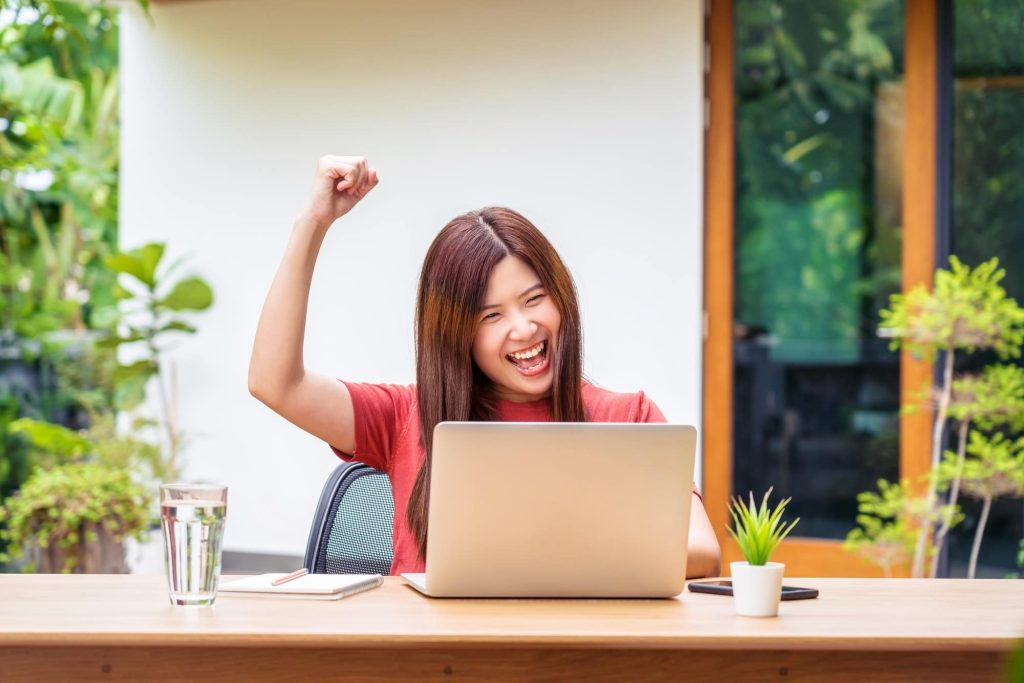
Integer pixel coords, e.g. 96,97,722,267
420,422,696,598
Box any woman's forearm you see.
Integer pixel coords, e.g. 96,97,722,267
248,215,328,405
686,496,723,578
686,541,723,579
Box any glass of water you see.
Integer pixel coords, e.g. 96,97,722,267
160,483,227,607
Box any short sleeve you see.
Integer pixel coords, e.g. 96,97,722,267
329,381,415,473
636,391,668,424
637,392,702,503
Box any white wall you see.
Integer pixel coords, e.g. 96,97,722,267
120,0,705,556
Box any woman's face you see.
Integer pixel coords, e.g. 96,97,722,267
472,255,561,402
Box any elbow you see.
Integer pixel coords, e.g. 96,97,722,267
248,375,264,402
248,366,295,412
687,538,723,579
707,549,723,579
707,537,723,577
248,368,275,407
687,550,722,580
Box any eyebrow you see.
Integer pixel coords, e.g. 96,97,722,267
480,283,544,311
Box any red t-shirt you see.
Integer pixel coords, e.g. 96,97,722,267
331,382,701,576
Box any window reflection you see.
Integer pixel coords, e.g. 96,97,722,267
733,0,903,538
948,0,1024,577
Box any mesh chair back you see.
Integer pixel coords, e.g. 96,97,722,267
304,461,394,575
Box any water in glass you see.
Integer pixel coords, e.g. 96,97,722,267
160,489,226,607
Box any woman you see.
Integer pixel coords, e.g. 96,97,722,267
249,155,721,578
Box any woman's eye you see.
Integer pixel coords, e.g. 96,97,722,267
482,312,500,322
527,294,545,305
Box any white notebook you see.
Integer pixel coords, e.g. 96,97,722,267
218,573,383,601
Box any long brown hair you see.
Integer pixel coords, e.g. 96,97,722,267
407,207,585,560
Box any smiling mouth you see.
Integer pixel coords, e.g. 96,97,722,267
506,340,549,375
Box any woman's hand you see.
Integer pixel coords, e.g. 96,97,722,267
297,155,379,230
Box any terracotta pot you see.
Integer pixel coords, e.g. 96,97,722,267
29,522,129,574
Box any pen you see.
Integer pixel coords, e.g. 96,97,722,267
271,568,309,586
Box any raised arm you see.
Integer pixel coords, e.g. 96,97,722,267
248,156,379,453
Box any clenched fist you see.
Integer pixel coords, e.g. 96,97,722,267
298,155,379,229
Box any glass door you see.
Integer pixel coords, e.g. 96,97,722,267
704,0,921,576
945,0,1024,577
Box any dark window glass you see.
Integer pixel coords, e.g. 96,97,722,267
947,0,1024,577
733,0,904,538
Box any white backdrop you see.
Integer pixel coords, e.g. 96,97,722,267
120,0,706,556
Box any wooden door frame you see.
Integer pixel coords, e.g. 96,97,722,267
702,0,938,577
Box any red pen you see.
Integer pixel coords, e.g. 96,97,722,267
271,568,309,586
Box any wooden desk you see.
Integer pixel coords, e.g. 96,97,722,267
0,575,1020,682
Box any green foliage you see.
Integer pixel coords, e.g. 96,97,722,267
727,487,799,566
1,2,127,339
1,239,212,565
954,0,1024,78
951,80,1024,303
941,432,1024,501
948,364,1024,432
844,478,962,577
735,0,903,363
852,257,1024,577
879,257,1024,362
7,417,91,463
0,2,204,574
105,242,164,289
5,239,213,475
843,479,917,577
0,57,83,126
160,276,214,312
1004,640,1024,683
738,191,870,362
0,462,153,573
99,242,213,416
86,413,172,484
0,393,31,498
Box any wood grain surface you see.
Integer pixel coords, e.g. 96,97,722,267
1,575,1020,682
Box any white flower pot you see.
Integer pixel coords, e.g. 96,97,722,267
730,561,785,617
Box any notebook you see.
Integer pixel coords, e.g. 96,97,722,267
218,573,383,600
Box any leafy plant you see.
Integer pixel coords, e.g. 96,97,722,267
7,416,90,463
727,487,800,566
850,257,1024,578
1,0,128,509
931,365,1024,575
0,461,152,573
98,242,213,479
843,478,962,577
939,432,1024,578
0,1,176,574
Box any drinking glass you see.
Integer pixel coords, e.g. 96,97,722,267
160,483,227,607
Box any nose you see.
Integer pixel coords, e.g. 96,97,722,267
508,311,538,341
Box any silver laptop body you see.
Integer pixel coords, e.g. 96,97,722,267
400,422,696,598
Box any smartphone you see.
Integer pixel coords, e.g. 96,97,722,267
687,580,819,600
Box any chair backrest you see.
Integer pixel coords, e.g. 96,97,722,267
304,461,394,575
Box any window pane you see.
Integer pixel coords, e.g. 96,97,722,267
948,0,1024,577
733,0,904,539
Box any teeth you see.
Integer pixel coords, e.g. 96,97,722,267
509,341,545,360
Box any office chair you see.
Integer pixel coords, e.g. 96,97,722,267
303,461,394,575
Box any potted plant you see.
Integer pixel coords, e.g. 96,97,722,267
0,461,151,573
846,257,1024,578
728,487,800,617
0,242,212,573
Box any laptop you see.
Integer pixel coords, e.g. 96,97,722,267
400,422,696,598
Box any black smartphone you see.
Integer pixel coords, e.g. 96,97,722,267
687,580,819,600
